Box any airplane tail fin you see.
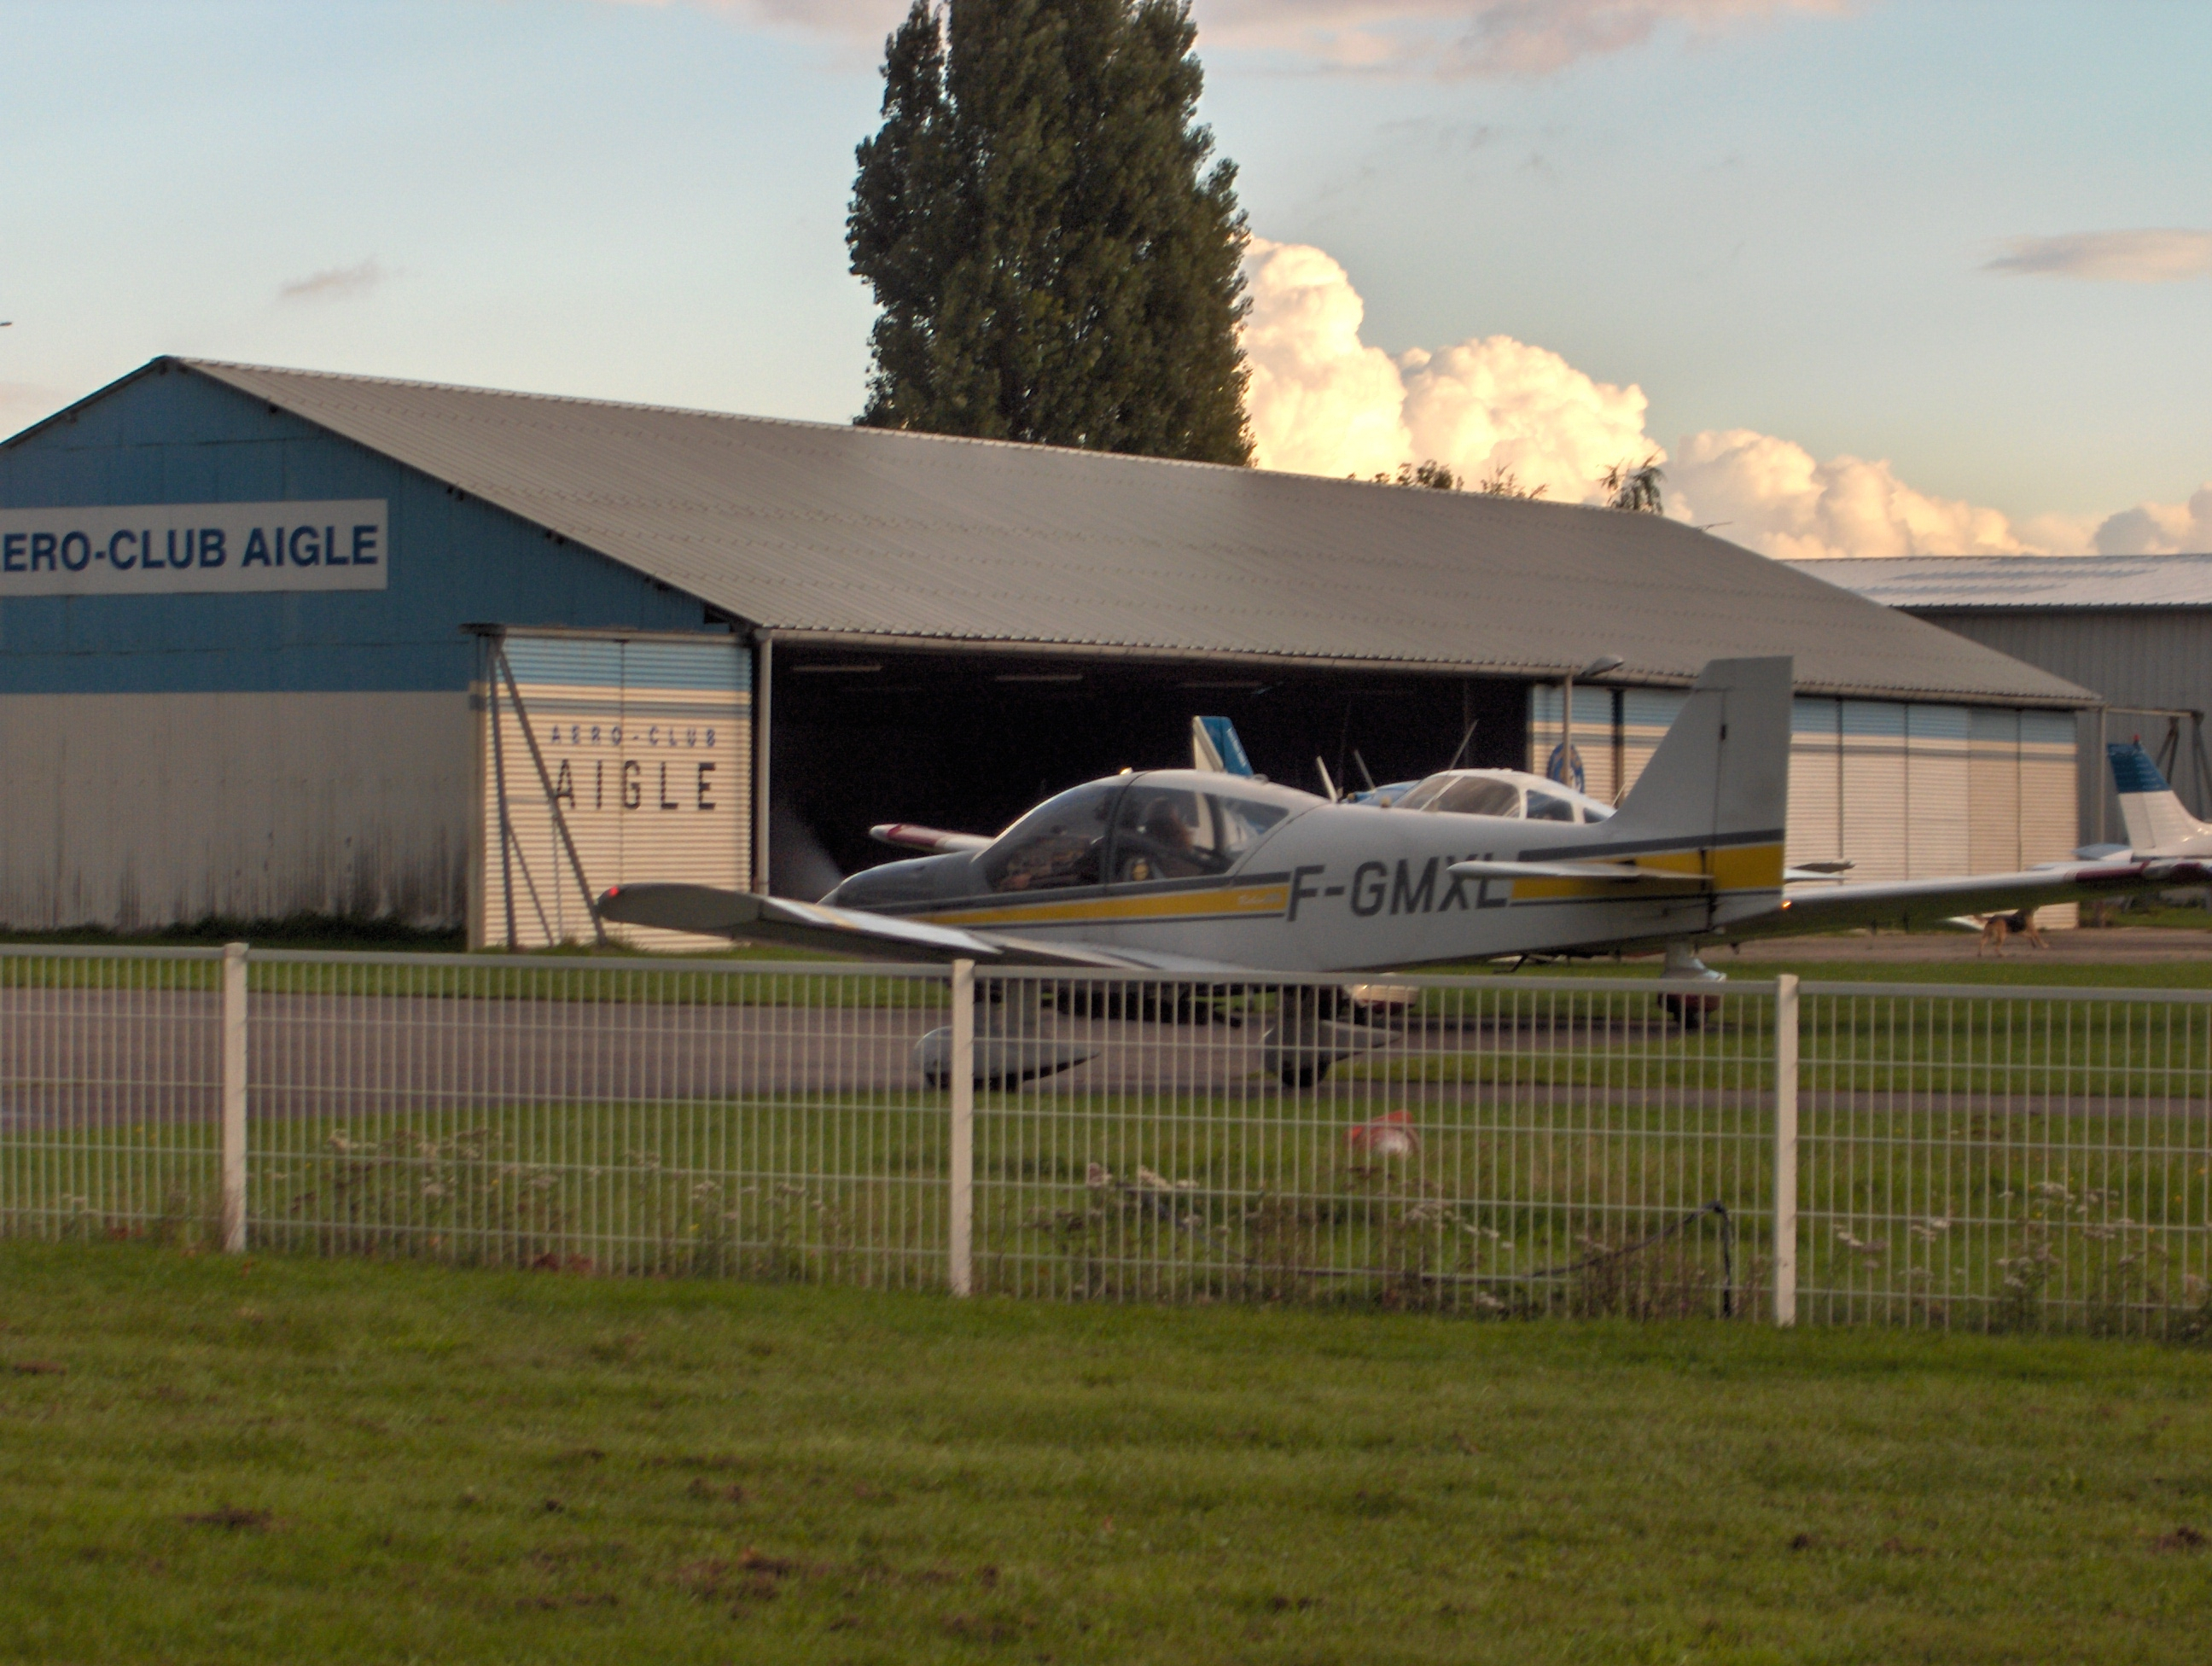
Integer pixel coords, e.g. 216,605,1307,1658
1601,656,1791,860
1192,715,1255,777
2108,743,2211,854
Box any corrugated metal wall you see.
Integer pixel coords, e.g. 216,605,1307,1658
1918,610,2212,719
478,632,751,951
1908,609,2212,836
0,691,469,929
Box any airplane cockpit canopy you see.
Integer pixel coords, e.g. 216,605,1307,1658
979,772,1307,894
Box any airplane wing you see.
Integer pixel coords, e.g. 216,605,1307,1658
596,883,1240,972
1729,859,2212,940
1449,858,1711,885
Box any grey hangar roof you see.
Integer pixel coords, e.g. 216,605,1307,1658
26,358,2093,707
1787,554,2212,613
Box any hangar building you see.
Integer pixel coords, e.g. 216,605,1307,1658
0,358,2096,947
1792,556,2212,847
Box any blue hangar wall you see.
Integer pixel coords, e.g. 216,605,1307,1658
0,360,733,930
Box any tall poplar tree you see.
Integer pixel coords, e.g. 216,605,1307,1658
847,0,1253,465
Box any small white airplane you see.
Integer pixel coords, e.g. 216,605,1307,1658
598,658,2203,1081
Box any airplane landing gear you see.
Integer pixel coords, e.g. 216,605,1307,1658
1658,939,1726,1031
915,982,1099,1087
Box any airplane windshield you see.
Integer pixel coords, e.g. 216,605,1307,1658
981,783,1120,893
1112,787,1287,883
1395,775,1522,817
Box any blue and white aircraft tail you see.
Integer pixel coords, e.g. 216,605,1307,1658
2107,743,2212,857
1190,715,1255,778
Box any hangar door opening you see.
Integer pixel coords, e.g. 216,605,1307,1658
476,630,752,950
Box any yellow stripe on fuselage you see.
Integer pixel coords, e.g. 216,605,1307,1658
923,883,1290,930
1507,842,1784,901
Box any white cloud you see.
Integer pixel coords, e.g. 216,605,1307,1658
2093,487,2212,555
1990,229,2212,285
1665,429,2046,560
1985,230,2212,284
1400,335,1656,498
1240,240,1415,478
587,0,1848,75
1237,235,2209,561
278,258,389,303
1241,236,1656,496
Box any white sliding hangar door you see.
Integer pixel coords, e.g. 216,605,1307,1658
1968,708,2023,871
476,631,754,950
1787,699,1844,867
1905,703,1970,879
2019,712,2080,928
1837,701,1908,883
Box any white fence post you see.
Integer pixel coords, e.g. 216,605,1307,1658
948,958,975,1297
219,942,249,1255
1773,972,1799,1326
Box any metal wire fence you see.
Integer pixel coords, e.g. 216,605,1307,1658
1796,984,2212,1337
0,945,2207,1337
0,946,227,1245
970,970,1774,1319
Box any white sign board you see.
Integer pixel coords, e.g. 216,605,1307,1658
0,500,388,596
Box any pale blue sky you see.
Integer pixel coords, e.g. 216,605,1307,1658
3,0,2206,539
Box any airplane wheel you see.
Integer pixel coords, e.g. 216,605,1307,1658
1279,1063,1325,1088
1659,993,1714,1032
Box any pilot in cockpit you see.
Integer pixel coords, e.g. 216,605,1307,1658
1120,795,1211,883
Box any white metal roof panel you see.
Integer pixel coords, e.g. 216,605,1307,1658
1790,554,2212,611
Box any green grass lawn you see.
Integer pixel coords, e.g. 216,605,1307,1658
2,1244,2209,1663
